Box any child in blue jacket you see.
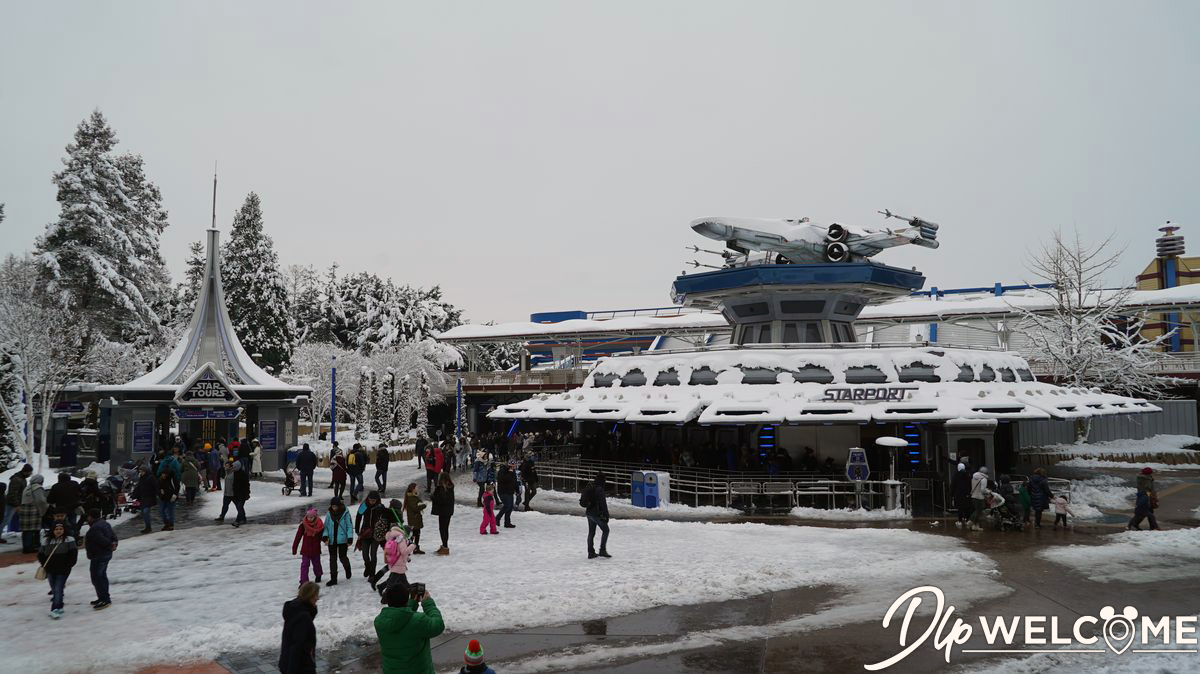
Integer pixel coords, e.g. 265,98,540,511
322,497,354,586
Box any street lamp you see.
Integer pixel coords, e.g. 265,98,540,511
330,354,338,443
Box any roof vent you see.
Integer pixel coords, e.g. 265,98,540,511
1157,223,1185,258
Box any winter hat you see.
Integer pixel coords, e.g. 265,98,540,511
330,496,344,506
204,443,213,450
1142,467,1154,475
305,508,318,518
389,498,403,510
464,639,484,666
366,490,381,502
980,467,989,475
956,463,965,472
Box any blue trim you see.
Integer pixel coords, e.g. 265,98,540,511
929,322,938,342
506,420,519,437
1165,258,1182,353
530,310,588,323
672,263,926,300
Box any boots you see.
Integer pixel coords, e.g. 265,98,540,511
413,547,425,555
436,546,449,555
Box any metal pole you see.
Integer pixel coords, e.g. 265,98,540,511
330,354,337,443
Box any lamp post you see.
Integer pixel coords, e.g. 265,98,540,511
330,354,338,443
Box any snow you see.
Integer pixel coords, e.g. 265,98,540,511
789,506,910,521
438,312,730,342
0,506,1006,673
966,642,1200,674
1057,458,1200,471
1040,434,1200,456
532,489,740,519
1066,476,1136,519
1038,528,1200,584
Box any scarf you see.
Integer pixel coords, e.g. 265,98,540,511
302,516,323,536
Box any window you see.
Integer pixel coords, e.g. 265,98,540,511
619,369,646,386
780,300,825,314
783,323,799,343
832,322,855,342
845,366,888,383
653,370,680,386
835,301,863,315
898,363,940,383
998,368,1016,383
758,324,773,343
592,373,617,388
1017,369,1035,382
791,365,834,383
805,322,823,342
732,302,770,318
738,326,754,345
689,367,718,385
978,366,996,382
955,366,974,383
741,367,779,384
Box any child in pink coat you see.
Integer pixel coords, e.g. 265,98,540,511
378,525,415,599
292,507,324,584
480,484,498,535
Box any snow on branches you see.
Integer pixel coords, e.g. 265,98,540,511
1016,230,1173,398
222,193,294,371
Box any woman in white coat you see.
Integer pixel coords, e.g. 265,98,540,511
251,440,264,478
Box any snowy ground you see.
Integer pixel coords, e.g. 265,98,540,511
1041,434,1200,456
789,506,910,521
0,503,1006,673
1037,528,1200,584
965,642,1200,674
1067,476,1137,519
531,488,741,519
1057,457,1200,470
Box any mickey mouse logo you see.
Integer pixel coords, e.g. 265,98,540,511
1100,606,1139,655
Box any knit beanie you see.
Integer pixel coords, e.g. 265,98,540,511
306,508,318,518
464,639,484,666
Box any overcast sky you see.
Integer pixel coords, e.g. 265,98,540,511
2,1,1197,324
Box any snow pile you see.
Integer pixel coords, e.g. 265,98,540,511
0,508,1005,673
1057,458,1200,471
789,506,910,521
1041,434,1200,456
1038,528,1200,583
1067,476,1136,519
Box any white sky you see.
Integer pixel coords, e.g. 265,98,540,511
2,1,1198,324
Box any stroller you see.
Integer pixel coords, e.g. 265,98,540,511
282,465,299,495
986,491,1023,531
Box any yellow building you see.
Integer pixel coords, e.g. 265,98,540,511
1136,226,1198,352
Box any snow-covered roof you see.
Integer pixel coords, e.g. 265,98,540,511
438,312,731,343
101,229,310,395
488,346,1157,424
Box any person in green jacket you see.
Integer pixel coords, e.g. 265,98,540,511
374,584,445,674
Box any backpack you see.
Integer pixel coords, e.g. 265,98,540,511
579,485,594,509
348,452,357,466
373,514,390,543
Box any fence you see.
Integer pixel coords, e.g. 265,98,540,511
1016,399,1198,449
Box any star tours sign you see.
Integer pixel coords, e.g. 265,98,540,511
175,363,241,407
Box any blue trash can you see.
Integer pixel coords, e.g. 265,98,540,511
630,471,646,508
644,471,659,508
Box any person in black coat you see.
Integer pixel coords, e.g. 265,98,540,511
583,472,611,559
374,445,391,494
83,508,117,609
496,465,517,528
519,458,539,511
279,582,320,674
133,466,158,534
430,474,455,555
296,444,318,497
1026,467,1052,529
951,463,972,526
231,460,251,527
48,473,82,535
157,471,180,531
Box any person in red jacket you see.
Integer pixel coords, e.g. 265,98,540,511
331,452,348,501
292,508,324,585
424,444,445,493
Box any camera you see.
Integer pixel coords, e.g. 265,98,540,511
409,582,426,598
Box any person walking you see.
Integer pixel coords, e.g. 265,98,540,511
496,464,517,529
520,456,539,511
355,491,391,590
296,443,318,497
1027,467,1051,529
3,464,32,544
471,454,487,508
331,451,348,501
479,484,498,536
181,455,201,505
375,444,391,495
459,639,497,674
205,443,222,491
1051,494,1074,528
19,474,49,552
581,472,611,559
951,463,971,527
157,469,180,531
378,525,415,598
431,473,455,555
1128,467,1160,531
969,466,990,531
293,508,325,585
374,585,445,674
322,497,354,586
347,444,367,504
83,507,117,610
278,581,321,674
415,434,427,469
424,443,444,494
47,473,82,536
38,521,78,619
133,466,158,534
231,460,251,527
404,483,426,555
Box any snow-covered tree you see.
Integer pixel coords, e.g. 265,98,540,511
175,240,206,321
458,333,523,372
354,367,370,440
285,264,323,348
382,369,397,438
1017,230,1173,398
415,371,430,440
0,351,25,471
222,192,293,371
324,272,463,354
35,111,167,349
395,374,413,436
286,343,361,440
0,255,99,469
370,369,386,436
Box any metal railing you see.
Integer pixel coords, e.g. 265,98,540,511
536,457,911,512
1029,353,1200,376
455,370,590,389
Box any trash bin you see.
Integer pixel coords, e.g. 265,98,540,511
630,471,647,507
644,471,671,508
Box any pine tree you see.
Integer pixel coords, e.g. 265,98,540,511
354,367,370,440
285,264,323,348
396,374,413,436
221,192,294,371
383,369,397,439
114,152,172,342
179,240,206,315
0,351,25,471
415,371,430,440
35,110,166,347
370,369,386,436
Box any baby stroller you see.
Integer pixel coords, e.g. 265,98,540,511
282,466,299,495
986,491,1023,531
